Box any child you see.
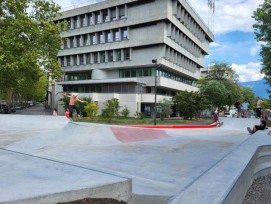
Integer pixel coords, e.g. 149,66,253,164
65,109,70,119
213,111,222,127
53,108,58,116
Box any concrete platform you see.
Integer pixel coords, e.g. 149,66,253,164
1,114,271,204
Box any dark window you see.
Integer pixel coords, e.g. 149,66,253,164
79,54,84,65
116,49,121,61
60,57,64,67
119,6,125,19
98,32,103,44
67,56,71,66
88,13,93,25
83,35,88,46
86,53,90,64
111,8,116,20
93,53,98,63
95,12,101,24
73,55,77,66
124,48,130,60
102,9,109,22
76,36,81,47
101,52,106,63
108,50,113,62
70,37,74,48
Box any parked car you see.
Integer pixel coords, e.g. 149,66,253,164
9,106,16,113
0,104,9,114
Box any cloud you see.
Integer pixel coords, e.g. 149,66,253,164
232,62,264,82
189,0,264,34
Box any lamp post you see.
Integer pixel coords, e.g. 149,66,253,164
152,59,157,125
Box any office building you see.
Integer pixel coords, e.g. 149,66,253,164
53,0,214,116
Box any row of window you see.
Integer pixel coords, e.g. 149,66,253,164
119,68,193,85
64,72,91,81
164,46,198,73
59,5,126,30
172,0,207,43
168,23,201,58
59,48,130,67
62,27,128,49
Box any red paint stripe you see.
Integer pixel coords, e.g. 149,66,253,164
111,127,170,143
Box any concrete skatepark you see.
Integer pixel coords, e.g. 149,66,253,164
1,114,271,204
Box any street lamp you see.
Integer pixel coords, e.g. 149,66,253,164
152,59,157,125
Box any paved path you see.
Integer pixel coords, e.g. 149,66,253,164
0,113,270,204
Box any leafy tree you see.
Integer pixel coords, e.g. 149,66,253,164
241,87,256,109
205,62,238,82
157,98,172,120
0,0,63,102
252,0,271,87
172,91,207,120
198,80,228,112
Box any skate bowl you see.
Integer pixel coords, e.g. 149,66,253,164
1,115,271,204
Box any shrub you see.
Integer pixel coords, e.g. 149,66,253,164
120,106,130,117
84,102,98,119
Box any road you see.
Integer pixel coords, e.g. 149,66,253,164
12,103,53,115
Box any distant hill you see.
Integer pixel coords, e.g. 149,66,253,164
240,79,270,99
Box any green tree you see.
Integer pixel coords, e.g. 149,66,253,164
0,0,63,102
120,106,130,117
157,98,172,120
252,0,271,87
172,91,207,120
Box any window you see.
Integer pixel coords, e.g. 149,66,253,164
113,29,120,41
88,13,93,25
86,53,91,64
105,31,112,42
63,39,68,49
98,32,103,44
80,15,84,27
67,56,71,66
122,28,128,40
70,37,75,48
124,48,130,60
95,12,101,24
76,36,81,47
116,49,121,61
111,8,116,21
119,6,125,19
60,57,64,67
83,35,88,46
102,9,109,22
90,34,96,45
73,55,77,66
93,53,98,63
79,54,84,65
108,50,113,62
74,16,78,28
100,52,106,63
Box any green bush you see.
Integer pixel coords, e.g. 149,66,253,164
84,102,98,119
120,106,130,117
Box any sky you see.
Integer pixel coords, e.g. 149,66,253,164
54,0,265,83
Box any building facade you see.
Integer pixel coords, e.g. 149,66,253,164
53,0,214,116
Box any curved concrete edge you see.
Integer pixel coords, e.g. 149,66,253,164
4,180,132,204
166,132,271,204
127,122,217,129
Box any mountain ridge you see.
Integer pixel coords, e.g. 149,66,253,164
240,79,270,99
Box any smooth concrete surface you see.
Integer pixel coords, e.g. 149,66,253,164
1,114,271,204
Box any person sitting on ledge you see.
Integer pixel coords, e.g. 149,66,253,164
247,118,267,134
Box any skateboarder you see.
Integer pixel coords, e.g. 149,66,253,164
213,111,223,127
63,93,87,119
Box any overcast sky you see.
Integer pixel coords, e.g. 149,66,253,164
54,0,265,82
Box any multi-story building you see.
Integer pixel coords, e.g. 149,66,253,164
53,0,214,116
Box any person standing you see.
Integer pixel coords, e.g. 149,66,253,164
63,93,87,119
242,99,250,118
235,101,241,118
256,96,263,118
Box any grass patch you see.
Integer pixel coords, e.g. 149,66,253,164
73,116,212,125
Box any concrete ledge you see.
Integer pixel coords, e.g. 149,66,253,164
5,180,132,204
166,132,271,204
